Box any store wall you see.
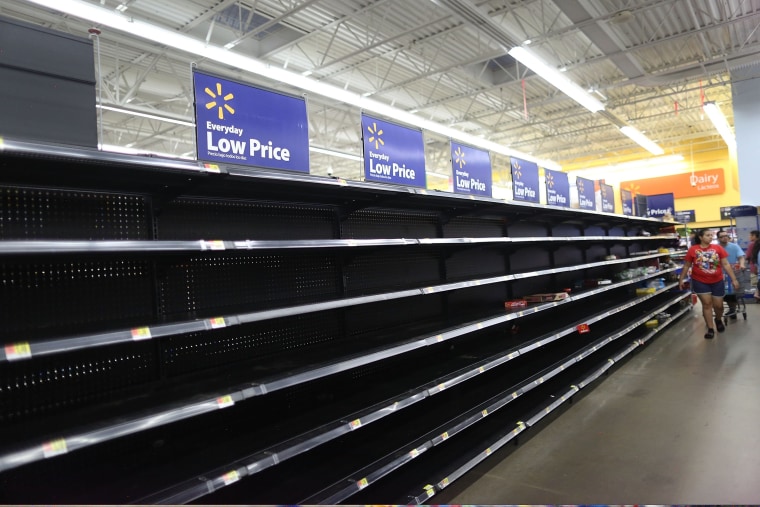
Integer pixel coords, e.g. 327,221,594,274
732,66,760,206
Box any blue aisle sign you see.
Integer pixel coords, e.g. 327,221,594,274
510,157,539,203
621,189,633,216
576,176,596,210
674,210,696,223
451,142,492,197
362,114,426,188
544,169,570,207
647,193,675,218
193,71,309,172
600,183,614,213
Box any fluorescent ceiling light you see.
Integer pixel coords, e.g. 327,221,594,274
619,126,664,155
97,105,196,127
24,0,560,171
309,146,363,161
703,101,736,149
101,144,194,160
569,154,685,180
508,46,605,113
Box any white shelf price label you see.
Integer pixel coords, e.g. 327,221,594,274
202,240,226,251
131,327,152,341
5,342,31,361
42,438,68,458
216,395,235,409
208,317,226,329
357,478,369,489
222,470,240,485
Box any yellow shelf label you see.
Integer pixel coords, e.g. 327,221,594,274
436,334,444,342
441,431,449,440
208,317,226,329
5,342,31,361
409,448,420,458
440,477,450,487
512,392,518,399
437,383,446,392
485,447,492,456
222,470,240,485
349,419,362,430
42,438,68,458
131,327,152,341
481,409,488,417
203,163,221,173
478,366,485,373
357,477,369,489
216,395,234,408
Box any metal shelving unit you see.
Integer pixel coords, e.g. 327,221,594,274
0,138,687,504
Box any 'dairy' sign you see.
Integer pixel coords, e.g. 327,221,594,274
194,71,309,172
362,114,426,188
451,142,492,197
510,158,539,203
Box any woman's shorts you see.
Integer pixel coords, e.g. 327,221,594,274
691,278,725,297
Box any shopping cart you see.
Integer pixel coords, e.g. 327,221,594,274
724,267,751,323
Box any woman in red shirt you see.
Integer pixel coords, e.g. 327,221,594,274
679,229,739,339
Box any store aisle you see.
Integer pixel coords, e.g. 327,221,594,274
436,301,760,505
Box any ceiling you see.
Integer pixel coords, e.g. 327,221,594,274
2,0,759,180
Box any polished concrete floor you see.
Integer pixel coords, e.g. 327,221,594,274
437,301,760,505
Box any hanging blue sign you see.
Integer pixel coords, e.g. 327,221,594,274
193,70,309,172
510,157,539,203
647,193,675,218
600,183,614,213
621,189,633,216
451,142,491,197
361,114,426,188
576,176,596,210
674,210,696,223
544,169,570,207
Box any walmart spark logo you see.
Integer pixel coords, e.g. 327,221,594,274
205,82,235,120
454,147,466,169
577,178,585,194
512,161,522,180
625,183,640,197
546,172,555,189
601,185,608,199
366,122,384,150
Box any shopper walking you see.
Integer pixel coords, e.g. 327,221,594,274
717,230,745,318
679,229,740,339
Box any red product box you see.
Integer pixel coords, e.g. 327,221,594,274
504,299,527,309
523,292,569,303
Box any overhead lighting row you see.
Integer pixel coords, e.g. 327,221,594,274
24,0,560,170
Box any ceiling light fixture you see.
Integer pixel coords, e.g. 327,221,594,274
703,101,736,149
619,125,664,155
508,46,605,113
23,0,560,171
97,104,196,127
309,146,363,161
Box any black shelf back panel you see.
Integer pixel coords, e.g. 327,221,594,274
0,257,154,341
0,185,150,240
445,247,506,282
1,340,156,425
442,216,505,238
156,197,336,240
340,208,439,239
158,251,341,319
343,249,441,296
